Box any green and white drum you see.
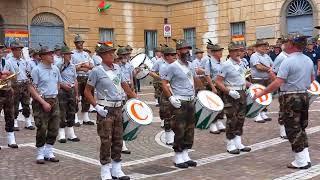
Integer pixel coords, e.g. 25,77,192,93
307,80,320,105
246,84,272,118
122,99,153,141
195,90,224,129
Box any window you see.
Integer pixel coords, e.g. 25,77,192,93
144,30,157,58
184,28,196,51
99,28,114,43
231,22,246,45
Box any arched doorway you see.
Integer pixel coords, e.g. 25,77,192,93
30,12,64,48
286,0,313,36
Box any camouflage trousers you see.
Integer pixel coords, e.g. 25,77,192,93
278,90,284,125
159,93,174,132
58,88,77,128
12,82,31,119
223,90,246,140
77,76,93,112
172,100,196,152
279,93,309,153
32,98,60,147
252,79,271,112
97,106,123,165
153,81,162,99
0,89,14,132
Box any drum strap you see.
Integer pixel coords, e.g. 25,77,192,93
98,65,124,94
174,60,194,88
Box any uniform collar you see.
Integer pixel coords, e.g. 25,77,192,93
229,58,240,65
102,63,117,70
39,62,53,69
288,52,302,57
211,56,220,63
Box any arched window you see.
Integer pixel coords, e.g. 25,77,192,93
30,12,64,48
287,0,313,17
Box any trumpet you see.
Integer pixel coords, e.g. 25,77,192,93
0,73,18,89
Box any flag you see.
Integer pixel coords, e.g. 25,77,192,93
98,0,111,12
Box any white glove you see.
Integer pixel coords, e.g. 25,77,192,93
95,105,108,117
169,96,181,108
228,90,240,99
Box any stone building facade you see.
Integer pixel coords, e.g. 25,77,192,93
0,0,319,54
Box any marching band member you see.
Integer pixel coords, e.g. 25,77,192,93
0,45,18,149
7,40,34,131
53,45,63,65
151,47,164,106
191,48,206,92
255,33,313,169
204,42,226,134
29,46,61,164
149,46,166,128
117,46,135,155
72,35,95,126
271,38,288,139
150,46,176,145
215,42,251,154
84,44,136,180
56,45,80,143
250,40,273,123
28,48,41,71
162,39,199,168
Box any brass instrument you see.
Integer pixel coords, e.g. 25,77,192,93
244,68,251,78
0,73,17,89
74,60,90,66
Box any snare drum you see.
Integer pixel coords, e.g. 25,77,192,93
307,80,320,105
130,53,154,80
246,84,272,118
122,99,153,141
195,90,224,129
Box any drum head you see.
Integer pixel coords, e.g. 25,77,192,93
130,53,146,68
144,56,154,69
124,99,153,125
197,90,224,111
135,67,150,80
248,84,272,106
307,81,320,95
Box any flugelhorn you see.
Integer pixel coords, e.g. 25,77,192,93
0,73,18,89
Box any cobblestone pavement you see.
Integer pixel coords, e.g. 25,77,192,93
1,86,320,180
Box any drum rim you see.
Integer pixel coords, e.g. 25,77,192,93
124,98,153,125
197,90,224,111
248,84,272,105
307,80,320,95
130,53,146,68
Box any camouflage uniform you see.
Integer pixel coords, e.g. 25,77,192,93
97,106,123,164
32,98,60,147
0,88,14,132
86,44,126,165
7,54,31,120
77,76,92,112
58,87,77,128
171,100,196,152
159,92,174,132
279,94,309,152
0,54,16,133
223,91,246,139
12,82,31,119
